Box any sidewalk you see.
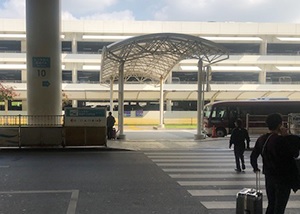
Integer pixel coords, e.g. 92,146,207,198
107,129,259,151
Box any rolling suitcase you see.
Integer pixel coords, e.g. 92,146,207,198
236,172,263,214
111,128,117,139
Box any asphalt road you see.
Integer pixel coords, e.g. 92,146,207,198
0,148,206,214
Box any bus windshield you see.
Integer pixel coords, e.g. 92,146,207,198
203,105,211,118
211,106,227,119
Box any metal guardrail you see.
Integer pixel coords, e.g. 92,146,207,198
0,115,63,127
246,114,300,134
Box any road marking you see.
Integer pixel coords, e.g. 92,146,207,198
157,162,236,166
148,155,234,159
145,152,232,155
143,150,300,212
163,168,244,172
67,190,79,214
0,165,9,168
188,189,266,196
201,200,300,209
169,173,257,178
0,189,79,214
178,180,265,186
153,159,236,162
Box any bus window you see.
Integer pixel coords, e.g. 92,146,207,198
212,106,227,119
203,105,212,118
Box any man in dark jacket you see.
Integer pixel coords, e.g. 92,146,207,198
106,111,116,139
229,118,250,172
250,113,300,214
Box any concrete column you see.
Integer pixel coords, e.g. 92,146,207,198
166,100,172,111
259,68,267,84
72,65,77,83
158,76,165,128
118,62,125,139
21,40,26,53
195,59,206,140
110,77,114,112
72,35,77,54
166,72,172,111
260,40,267,55
21,69,26,82
72,100,78,108
26,0,61,116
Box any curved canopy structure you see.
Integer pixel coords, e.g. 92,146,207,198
101,33,229,83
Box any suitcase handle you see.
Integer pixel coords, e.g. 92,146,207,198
256,171,261,191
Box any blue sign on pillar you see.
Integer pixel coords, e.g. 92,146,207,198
32,57,51,87
33,57,51,68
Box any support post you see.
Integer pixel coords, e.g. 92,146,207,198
26,0,61,117
195,59,206,140
158,76,165,128
118,61,126,139
110,77,114,112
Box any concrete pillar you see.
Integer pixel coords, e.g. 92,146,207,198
72,35,77,54
195,59,206,140
21,69,26,82
110,77,114,112
166,100,172,111
259,68,267,84
118,62,125,139
260,40,267,55
26,0,61,116
72,65,77,83
21,40,26,53
158,76,165,128
72,100,78,108
166,72,172,111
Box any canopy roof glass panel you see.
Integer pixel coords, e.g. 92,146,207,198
101,33,229,83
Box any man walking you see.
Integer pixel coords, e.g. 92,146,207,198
229,118,250,172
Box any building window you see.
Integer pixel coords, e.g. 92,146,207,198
266,72,300,83
219,43,260,54
267,43,300,55
77,70,99,83
62,70,72,82
77,41,112,53
172,71,198,83
0,70,21,82
0,40,21,52
62,41,72,52
211,72,259,83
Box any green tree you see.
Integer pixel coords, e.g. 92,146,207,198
62,90,71,109
0,83,18,113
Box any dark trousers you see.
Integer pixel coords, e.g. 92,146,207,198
265,175,291,214
234,148,245,170
107,126,113,139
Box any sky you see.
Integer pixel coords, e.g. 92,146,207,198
0,0,300,23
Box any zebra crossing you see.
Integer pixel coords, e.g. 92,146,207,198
144,149,300,213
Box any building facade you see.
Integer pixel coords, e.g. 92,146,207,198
1,19,300,113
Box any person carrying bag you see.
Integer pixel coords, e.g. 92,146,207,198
250,113,300,214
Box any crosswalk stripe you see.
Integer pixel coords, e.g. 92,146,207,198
147,155,234,159
145,150,299,212
188,189,300,197
163,168,248,172
157,163,239,166
201,200,300,209
178,180,265,186
188,189,266,196
145,152,232,155
170,173,257,178
153,159,237,162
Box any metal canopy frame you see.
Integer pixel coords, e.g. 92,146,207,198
101,33,229,83
100,33,229,140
